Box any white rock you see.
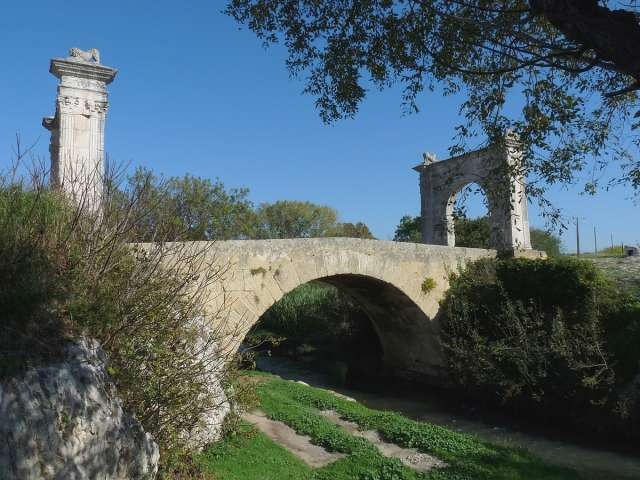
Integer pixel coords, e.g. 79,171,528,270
0,338,159,479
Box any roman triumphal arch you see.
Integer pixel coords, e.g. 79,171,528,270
414,138,532,251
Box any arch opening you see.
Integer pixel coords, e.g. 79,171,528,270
446,182,494,249
240,273,438,387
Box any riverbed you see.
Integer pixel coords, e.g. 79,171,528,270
255,355,640,480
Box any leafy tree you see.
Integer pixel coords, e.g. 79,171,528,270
328,221,375,239
123,173,375,241
530,228,563,257
394,214,562,255
392,214,491,246
166,174,256,240
226,1,640,219
255,200,338,238
393,215,422,242
454,216,491,249
254,200,374,239
123,168,256,241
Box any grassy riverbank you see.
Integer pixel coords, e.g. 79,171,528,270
198,372,580,480
588,256,640,299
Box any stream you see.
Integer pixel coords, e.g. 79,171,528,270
255,354,640,480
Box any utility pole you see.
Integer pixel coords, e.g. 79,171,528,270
576,217,581,256
594,226,598,255
611,233,614,251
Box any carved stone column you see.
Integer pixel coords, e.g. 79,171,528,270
43,48,117,213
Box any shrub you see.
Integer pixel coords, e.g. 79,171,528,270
256,282,374,349
440,257,640,437
421,277,437,293
0,164,236,463
259,283,350,338
0,188,73,374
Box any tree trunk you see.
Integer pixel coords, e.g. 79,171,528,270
530,0,640,84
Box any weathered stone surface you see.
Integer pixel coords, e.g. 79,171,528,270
512,248,547,259
414,136,532,251
0,338,159,480
155,238,496,381
244,411,346,467
182,318,231,450
43,48,117,213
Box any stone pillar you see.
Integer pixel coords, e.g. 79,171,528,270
414,163,450,246
502,136,532,251
43,48,117,213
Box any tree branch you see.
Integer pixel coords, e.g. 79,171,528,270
530,0,640,87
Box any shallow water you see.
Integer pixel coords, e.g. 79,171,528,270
255,355,640,480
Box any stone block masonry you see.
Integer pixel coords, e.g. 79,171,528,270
154,238,496,383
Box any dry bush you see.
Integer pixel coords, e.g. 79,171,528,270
0,143,246,464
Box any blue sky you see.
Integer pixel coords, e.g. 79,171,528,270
0,1,637,250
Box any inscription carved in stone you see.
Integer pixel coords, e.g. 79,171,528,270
57,96,108,115
60,76,106,92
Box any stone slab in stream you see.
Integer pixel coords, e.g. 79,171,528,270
243,411,346,468
320,410,448,473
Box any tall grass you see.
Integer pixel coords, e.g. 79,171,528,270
260,283,350,338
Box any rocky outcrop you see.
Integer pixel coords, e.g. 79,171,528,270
0,338,159,479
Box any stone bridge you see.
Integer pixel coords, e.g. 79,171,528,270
38,50,507,381
185,238,495,381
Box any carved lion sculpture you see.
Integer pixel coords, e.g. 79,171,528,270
69,48,100,64
422,152,437,165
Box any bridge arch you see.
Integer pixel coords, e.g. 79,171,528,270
252,273,434,380
196,238,494,380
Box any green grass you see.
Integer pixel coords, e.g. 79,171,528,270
199,421,312,480
587,256,640,299
199,372,581,480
